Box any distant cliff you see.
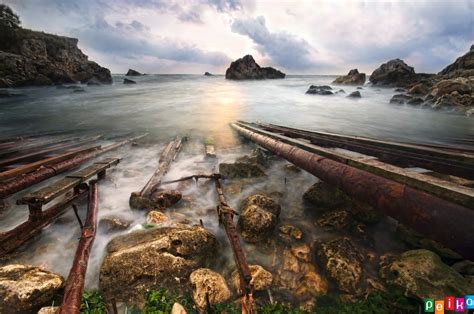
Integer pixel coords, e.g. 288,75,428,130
0,28,112,87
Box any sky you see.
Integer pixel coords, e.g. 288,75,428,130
4,0,474,74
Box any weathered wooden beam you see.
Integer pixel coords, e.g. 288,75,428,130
60,180,99,314
232,122,474,260
235,122,474,209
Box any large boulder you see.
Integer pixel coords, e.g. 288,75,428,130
99,225,218,304
126,69,143,76
189,268,231,311
369,59,418,87
0,264,64,314
0,28,112,87
439,45,474,78
225,55,285,80
302,182,349,211
316,237,363,293
231,264,272,293
238,194,280,242
379,249,472,299
306,85,333,95
333,69,366,85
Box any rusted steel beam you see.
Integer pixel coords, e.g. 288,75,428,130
232,123,474,260
0,134,146,198
0,184,89,256
257,122,474,179
236,122,474,209
60,180,98,314
0,135,103,170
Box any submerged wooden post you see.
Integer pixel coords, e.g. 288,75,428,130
60,180,99,314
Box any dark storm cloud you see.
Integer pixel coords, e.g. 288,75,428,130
231,16,318,70
73,17,230,66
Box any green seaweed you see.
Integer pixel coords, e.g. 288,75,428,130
80,290,107,314
258,302,302,314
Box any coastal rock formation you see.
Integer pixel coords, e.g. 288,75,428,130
189,268,231,311
306,85,333,95
0,264,64,314
379,249,472,299
347,91,361,98
333,69,366,85
98,216,132,233
204,72,213,76
0,28,112,87
439,44,474,78
225,55,285,80
99,225,218,304
238,194,280,242
316,237,363,293
303,182,349,210
231,265,272,293
130,189,182,211
219,149,269,179
369,59,418,87
125,69,142,76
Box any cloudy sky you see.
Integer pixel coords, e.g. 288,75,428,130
5,0,473,74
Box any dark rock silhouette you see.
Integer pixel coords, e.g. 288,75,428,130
125,69,142,76
204,72,213,76
123,78,137,84
333,69,366,85
369,59,418,87
225,55,285,80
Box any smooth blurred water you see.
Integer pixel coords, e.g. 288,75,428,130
1,74,473,146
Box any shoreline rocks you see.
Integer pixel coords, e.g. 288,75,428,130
125,69,142,76
306,85,333,95
225,55,285,80
333,69,366,85
238,194,281,242
123,78,136,84
189,268,231,311
369,59,420,87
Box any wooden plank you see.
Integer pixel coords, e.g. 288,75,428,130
235,122,474,209
66,158,119,181
0,146,100,183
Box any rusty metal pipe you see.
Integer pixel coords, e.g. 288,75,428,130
0,134,147,198
60,180,99,314
232,123,474,260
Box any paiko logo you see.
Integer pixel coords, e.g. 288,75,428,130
424,296,474,313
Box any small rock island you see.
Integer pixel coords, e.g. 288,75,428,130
225,55,285,80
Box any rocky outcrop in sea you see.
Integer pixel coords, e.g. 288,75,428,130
333,69,366,85
225,55,285,80
125,69,142,76
0,28,112,87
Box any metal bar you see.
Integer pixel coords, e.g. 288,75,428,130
232,122,474,260
60,180,98,314
235,122,474,209
257,122,474,179
0,134,147,199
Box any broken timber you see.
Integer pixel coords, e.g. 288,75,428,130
0,158,119,257
232,122,474,260
60,180,99,314
129,137,183,208
0,133,147,199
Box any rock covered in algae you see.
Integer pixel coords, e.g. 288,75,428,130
189,268,231,311
303,181,349,210
379,249,472,299
231,264,273,293
99,225,218,304
98,215,132,233
0,264,64,314
129,189,182,211
238,194,281,242
316,237,364,293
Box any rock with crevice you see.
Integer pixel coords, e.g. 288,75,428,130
333,69,366,85
189,268,231,311
439,44,474,78
316,209,353,231
99,225,218,304
225,55,285,80
379,249,472,299
369,59,418,87
238,194,280,242
0,264,65,314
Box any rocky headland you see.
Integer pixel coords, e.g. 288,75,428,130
332,69,366,85
225,55,285,80
0,28,112,87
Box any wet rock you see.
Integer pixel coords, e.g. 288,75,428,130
439,45,474,78
316,237,363,293
189,268,231,311
123,78,137,84
333,69,366,85
379,249,472,299
396,224,463,260
278,224,303,242
389,93,412,104
451,260,474,276
407,83,429,95
204,72,213,76
219,162,266,179
306,85,334,95
348,201,382,224
291,243,312,263
231,264,272,293
283,163,301,173
429,77,472,98
146,210,168,225
98,216,132,233
316,209,352,231
347,91,361,98
407,97,424,105
394,88,406,92
171,302,187,314
86,77,102,86
238,194,280,242
0,264,64,314
225,55,285,80
126,69,142,76
99,225,218,304
369,59,418,87
236,148,269,167
38,307,59,314
150,190,182,210
302,182,349,211
337,89,345,93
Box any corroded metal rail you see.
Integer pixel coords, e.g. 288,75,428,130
60,180,99,314
0,133,146,198
232,122,474,260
